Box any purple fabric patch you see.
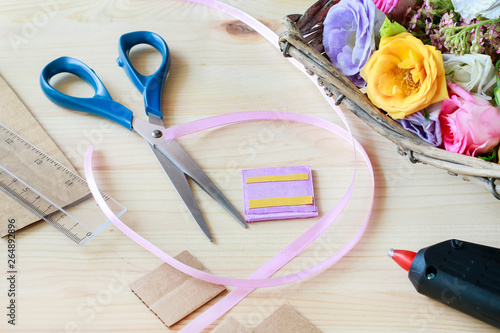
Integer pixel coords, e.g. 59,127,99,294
241,165,318,223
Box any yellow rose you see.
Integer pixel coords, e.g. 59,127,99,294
360,32,448,119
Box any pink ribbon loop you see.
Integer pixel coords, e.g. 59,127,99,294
84,111,374,330
83,1,376,331
85,111,373,289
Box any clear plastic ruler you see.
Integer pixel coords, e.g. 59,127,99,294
0,122,126,245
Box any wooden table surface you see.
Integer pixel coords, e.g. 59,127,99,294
1,1,499,332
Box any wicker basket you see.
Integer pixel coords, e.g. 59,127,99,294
279,0,500,199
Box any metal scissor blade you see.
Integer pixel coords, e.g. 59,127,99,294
148,142,213,241
160,139,247,228
132,118,246,229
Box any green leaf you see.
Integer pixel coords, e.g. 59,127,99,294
495,60,500,107
423,109,430,122
380,17,407,38
446,70,455,76
478,144,499,163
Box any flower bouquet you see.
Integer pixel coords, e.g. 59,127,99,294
279,0,500,198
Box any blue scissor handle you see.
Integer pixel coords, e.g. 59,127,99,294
116,31,170,119
40,56,134,130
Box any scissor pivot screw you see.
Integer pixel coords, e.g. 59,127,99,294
152,130,163,138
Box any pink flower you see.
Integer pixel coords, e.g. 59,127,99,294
439,83,500,156
374,0,417,21
373,0,399,14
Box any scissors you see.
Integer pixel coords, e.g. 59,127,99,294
40,31,246,241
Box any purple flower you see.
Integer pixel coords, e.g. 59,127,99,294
323,0,385,87
397,103,443,147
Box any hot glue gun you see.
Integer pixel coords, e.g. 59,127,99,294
389,239,500,328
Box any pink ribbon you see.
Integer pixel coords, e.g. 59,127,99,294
85,111,373,288
85,110,374,330
83,1,376,331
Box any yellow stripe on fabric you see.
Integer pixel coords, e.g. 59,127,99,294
248,196,313,209
246,173,309,183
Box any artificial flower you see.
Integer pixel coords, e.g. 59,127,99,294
451,0,500,20
443,53,497,100
402,0,500,64
439,83,500,156
374,0,399,14
323,0,385,87
360,32,449,119
376,0,418,21
397,102,443,146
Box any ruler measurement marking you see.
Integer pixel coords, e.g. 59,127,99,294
0,123,96,244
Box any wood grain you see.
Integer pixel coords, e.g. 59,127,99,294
0,1,499,332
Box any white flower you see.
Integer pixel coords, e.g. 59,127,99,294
451,0,500,20
442,53,496,100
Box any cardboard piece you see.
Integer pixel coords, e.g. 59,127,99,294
0,75,78,237
253,303,322,333
211,316,251,333
242,165,318,222
129,250,226,327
